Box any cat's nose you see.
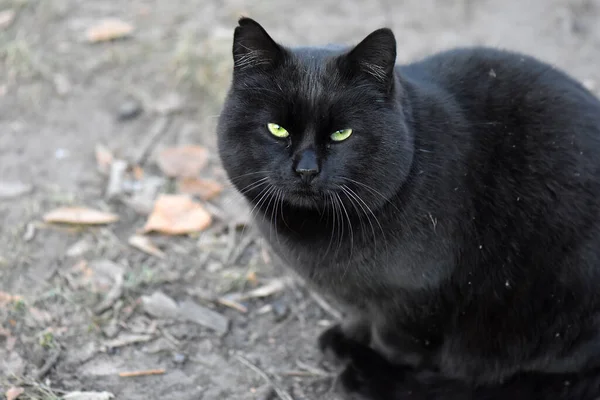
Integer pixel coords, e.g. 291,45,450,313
294,149,320,183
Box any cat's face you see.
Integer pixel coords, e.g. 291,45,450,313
217,18,414,212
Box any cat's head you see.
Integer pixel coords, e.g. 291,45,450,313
217,18,414,212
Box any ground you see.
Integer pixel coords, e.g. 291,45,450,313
1,0,600,399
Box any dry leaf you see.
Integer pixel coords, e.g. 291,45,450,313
0,9,16,30
95,144,113,175
86,19,134,43
178,177,223,200
43,207,119,225
5,387,24,400
128,235,165,258
142,194,212,235
157,145,209,178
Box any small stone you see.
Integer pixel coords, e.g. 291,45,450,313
116,98,142,121
271,300,289,322
173,352,186,364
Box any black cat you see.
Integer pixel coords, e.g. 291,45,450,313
217,17,600,399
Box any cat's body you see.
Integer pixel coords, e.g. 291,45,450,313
217,18,600,399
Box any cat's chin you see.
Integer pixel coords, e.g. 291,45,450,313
283,190,326,209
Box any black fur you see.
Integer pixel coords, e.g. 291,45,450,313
217,17,600,399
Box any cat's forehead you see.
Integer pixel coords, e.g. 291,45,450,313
285,47,346,96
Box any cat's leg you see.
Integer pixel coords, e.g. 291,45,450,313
318,316,371,362
338,340,600,400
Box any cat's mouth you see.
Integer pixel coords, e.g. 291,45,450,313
285,186,327,207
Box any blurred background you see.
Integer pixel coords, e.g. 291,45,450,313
1,0,599,399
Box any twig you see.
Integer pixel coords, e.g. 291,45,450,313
34,348,61,380
227,234,256,264
134,116,171,165
308,291,343,321
235,354,294,400
118,369,166,377
222,222,238,264
295,360,332,377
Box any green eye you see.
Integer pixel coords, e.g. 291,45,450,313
330,128,353,142
267,123,289,138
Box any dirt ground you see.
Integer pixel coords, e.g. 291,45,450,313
1,0,600,399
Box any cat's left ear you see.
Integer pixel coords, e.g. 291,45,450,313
232,17,284,73
340,28,397,89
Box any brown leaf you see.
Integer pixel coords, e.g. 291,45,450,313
142,194,212,235
157,145,209,178
5,387,24,400
86,19,134,43
43,207,119,225
177,177,223,200
128,235,165,258
95,144,113,175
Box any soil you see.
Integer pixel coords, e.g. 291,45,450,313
1,0,600,399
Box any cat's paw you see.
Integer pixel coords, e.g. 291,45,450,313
337,341,405,399
318,324,354,362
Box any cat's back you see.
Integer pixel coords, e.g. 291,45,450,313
401,46,600,183
402,46,600,124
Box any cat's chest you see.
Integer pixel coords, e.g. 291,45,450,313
255,214,453,302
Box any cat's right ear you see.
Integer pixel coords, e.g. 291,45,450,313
232,18,284,72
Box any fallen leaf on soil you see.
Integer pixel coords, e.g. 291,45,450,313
142,194,212,235
86,19,134,43
0,181,32,199
141,291,179,319
43,207,119,225
95,144,113,175
62,391,114,400
177,177,223,200
178,299,229,336
104,333,153,349
156,145,209,178
118,369,165,377
128,235,165,258
0,9,16,30
5,387,24,400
